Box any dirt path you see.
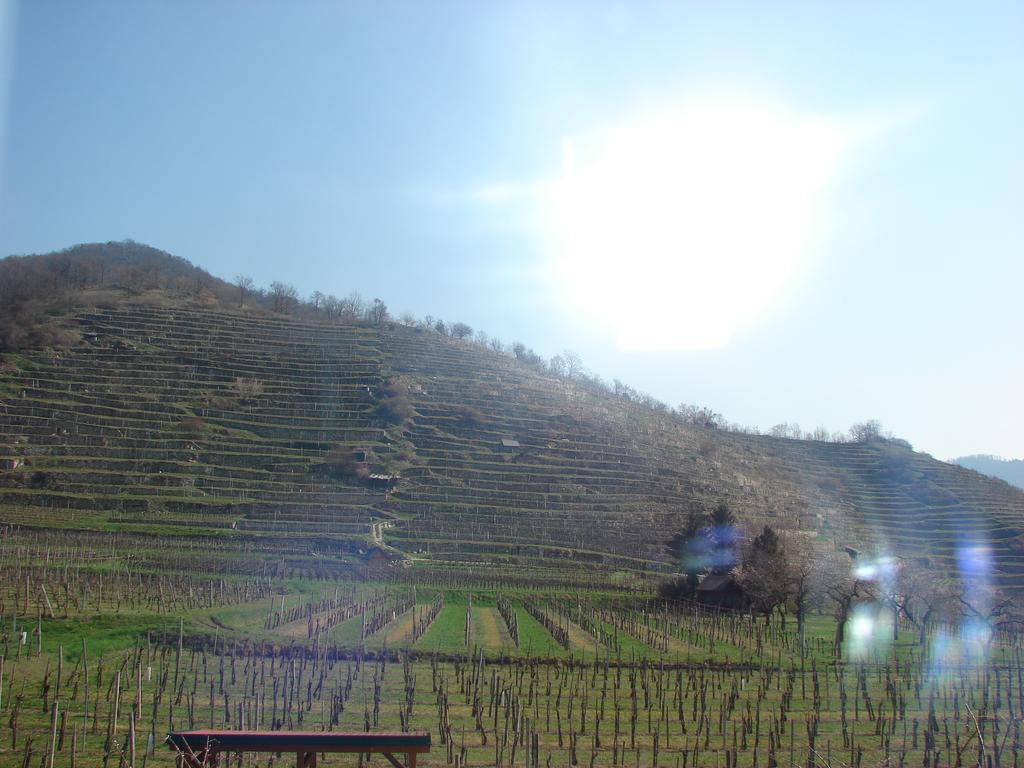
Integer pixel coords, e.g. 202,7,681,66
566,620,604,654
473,607,513,650
273,616,315,640
380,607,415,645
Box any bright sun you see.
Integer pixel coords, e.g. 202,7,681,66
545,99,852,351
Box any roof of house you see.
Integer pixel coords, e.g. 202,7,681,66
696,573,739,592
501,438,520,448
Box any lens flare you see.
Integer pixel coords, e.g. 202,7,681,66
544,98,854,351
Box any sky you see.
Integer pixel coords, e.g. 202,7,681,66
1,1,1021,460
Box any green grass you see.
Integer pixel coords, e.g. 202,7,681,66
413,603,466,651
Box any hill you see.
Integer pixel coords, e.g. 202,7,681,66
951,454,1024,490
2,244,1024,594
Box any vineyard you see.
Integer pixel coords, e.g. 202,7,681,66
1,287,1023,765
0,537,1021,768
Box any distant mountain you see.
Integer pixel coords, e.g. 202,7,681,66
950,455,1024,490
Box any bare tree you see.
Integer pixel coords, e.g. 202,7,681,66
367,298,389,326
450,322,473,340
234,275,254,308
769,422,802,439
338,292,365,322
959,593,1023,650
777,536,829,653
323,294,340,320
896,562,958,646
560,350,584,379
810,425,832,442
269,281,298,314
233,377,264,400
849,419,883,442
821,551,874,657
677,403,723,429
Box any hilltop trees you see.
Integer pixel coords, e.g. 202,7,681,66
234,275,254,308
0,240,218,351
367,298,389,325
337,293,365,322
270,281,299,313
450,322,473,340
849,419,883,442
676,404,724,429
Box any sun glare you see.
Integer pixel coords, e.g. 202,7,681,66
545,99,852,351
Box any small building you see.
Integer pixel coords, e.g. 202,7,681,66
844,546,861,559
500,438,521,449
696,574,747,609
366,474,398,491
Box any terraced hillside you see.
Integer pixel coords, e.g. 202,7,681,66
2,300,1023,590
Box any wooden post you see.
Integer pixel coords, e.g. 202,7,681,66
48,701,58,768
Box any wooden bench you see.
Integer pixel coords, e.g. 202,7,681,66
166,730,431,768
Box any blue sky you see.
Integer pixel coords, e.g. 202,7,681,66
1,1,1021,459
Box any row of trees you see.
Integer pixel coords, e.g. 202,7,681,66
661,511,1021,657
235,276,392,326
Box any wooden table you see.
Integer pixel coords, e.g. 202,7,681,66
166,730,431,768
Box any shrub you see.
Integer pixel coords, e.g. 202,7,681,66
375,378,415,425
323,447,367,481
656,575,697,602
455,405,485,427
233,377,264,399
180,416,207,436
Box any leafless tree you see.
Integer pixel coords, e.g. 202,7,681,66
810,425,832,442
895,562,958,646
959,593,1023,650
677,404,723,429
367,298,389,326
450,322,473,340
561,350,584,379
821,551,875,657
338,292,365,322
234,275,254,308
269,281,298,314
849,419,883,442
323,294,341,320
